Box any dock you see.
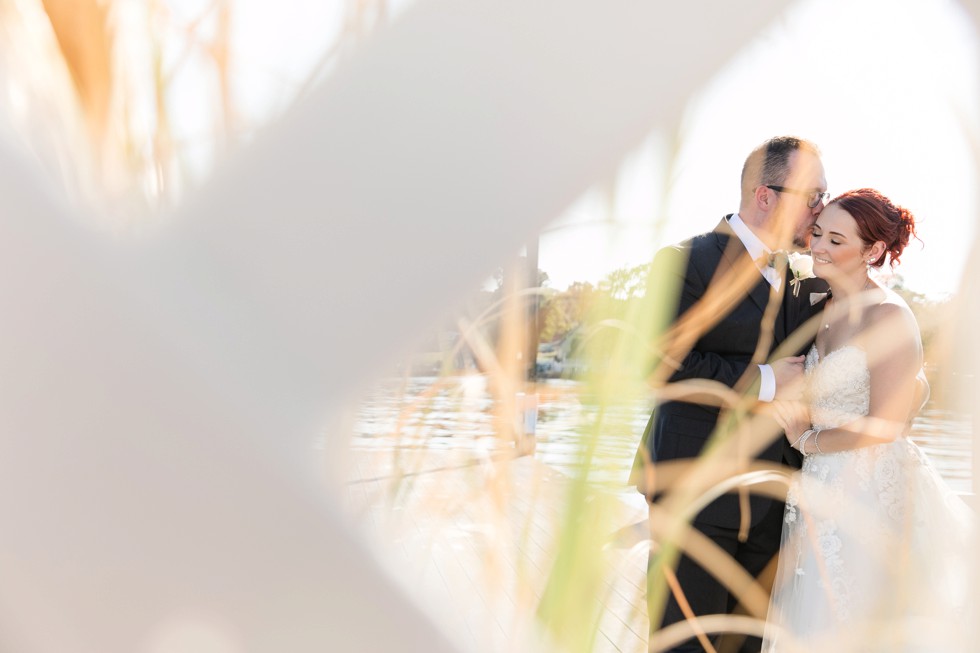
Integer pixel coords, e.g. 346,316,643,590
344,444,651,652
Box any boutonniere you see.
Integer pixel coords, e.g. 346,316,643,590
785,251,815,297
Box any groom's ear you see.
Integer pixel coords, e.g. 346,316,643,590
755,184,771,209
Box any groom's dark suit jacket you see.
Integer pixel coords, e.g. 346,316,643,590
632,216,829,529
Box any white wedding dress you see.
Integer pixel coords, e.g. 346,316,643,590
763,345,974,653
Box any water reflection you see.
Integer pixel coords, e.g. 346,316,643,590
352,375,974,494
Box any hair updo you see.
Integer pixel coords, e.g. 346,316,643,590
827,188,918,268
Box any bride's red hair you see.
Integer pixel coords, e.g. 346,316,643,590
828,188,918,267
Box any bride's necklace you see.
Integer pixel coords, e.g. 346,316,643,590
823,277,875,331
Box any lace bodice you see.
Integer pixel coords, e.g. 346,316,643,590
804,345,870,430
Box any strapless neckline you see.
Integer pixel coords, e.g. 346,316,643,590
812,343,865,363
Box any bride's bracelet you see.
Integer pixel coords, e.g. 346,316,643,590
792,428,822,454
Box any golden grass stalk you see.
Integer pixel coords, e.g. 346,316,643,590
40,0,113,145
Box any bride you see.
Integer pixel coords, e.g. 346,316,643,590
762,188,973,652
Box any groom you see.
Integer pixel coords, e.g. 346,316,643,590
632,136,830,652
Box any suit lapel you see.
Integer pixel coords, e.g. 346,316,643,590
749,269,773,315
784,276,830,352
713,217,771,314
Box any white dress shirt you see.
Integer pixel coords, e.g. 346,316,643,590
728,213,782,292
727,213,778,402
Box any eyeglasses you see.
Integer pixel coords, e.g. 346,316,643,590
766,185,830,209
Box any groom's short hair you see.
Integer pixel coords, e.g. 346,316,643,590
741,136,821,197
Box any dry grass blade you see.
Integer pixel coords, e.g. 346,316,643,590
211,0,235,146
648,614,768,653
40,0,113,143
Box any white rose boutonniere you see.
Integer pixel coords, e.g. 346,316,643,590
786,251,815,297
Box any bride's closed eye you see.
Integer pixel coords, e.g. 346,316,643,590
812,229,841,245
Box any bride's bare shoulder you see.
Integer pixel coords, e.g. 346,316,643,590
875,286,915,320
864,287,921,349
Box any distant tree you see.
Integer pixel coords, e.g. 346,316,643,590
597,262,651,301
538,281,596,343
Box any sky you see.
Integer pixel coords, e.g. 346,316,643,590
537,0,979,299
142,0,978,299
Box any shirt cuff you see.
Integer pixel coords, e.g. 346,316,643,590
758,364,776,402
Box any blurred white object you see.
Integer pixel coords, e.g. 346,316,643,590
0,0,880,651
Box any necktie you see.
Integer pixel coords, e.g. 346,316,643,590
755,251,784,290
756,250,788,269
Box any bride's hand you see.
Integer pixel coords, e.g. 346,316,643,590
769,399,811,443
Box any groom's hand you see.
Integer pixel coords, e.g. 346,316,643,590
771,355,806,401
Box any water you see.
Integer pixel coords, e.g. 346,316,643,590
352,375,974,495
